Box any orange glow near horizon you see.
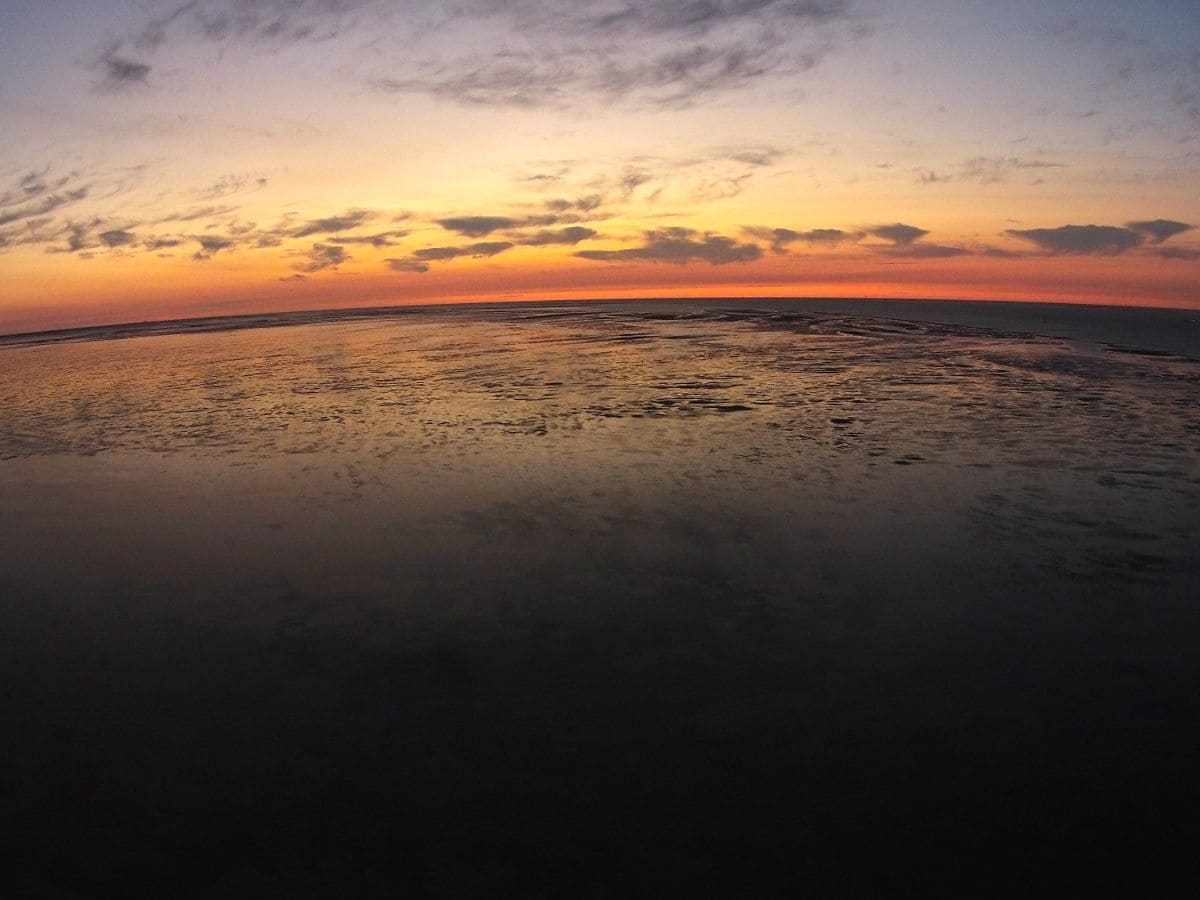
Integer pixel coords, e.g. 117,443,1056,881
2,3,1198,333
6,248,1196,335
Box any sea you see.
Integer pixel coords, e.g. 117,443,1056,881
2,298,1198,896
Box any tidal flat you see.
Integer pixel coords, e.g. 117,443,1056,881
2,299,1198,896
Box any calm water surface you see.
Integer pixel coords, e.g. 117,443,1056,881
2,300,1198,896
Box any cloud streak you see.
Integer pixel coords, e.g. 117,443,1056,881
437,216,518,238
436,215,601,243
328,230,408,247
577,227,762,265
880,242,969,259
799,228,857,245
153,205,240,224
386,258,430,273
741,225,863,254
414,241,513,261
1155,246,1200,260
192,235,236,261
196,174,268,201
386,238,515,272
369,0,860,108
743,226,801,254
292,209,375,237
0,185,91,227
97,48,151,91
144,237,183,251
517,226,597,246
917,157,1065,185
293,242,347,272
1006,224,1144,255
99,229,137,247
130,0,380,49
1126,219,1194,244
110,1,857,110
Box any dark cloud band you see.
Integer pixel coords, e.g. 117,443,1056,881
577,228,761,265
1006,225,1144,255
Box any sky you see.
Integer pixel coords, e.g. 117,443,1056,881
1,0,1198,332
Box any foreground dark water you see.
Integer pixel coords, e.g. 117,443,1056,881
2,300,1198,896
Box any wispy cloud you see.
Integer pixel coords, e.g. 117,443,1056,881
47,220,104,254
0,170,72,208
153,205,240,224
292,242,347,272
97,47,151,91
917,157,1065,185
1155,246,1200,260
196,174,268,201
1046,13,1200,140
386,237,514,272
328,230,408,247
798,228,858,245
414,241,513,261
292,208,374,237
144,236,184,251
108,1,857,110
129,0,380,50
369,0,861,109
98,229,137,247
980,246,1021,258
719,145,783,167
743,226,801,254
577,227,762,265
741,225,864,254
0,184,91,227
517,226,597,246
436,215,600,242
0,217,72,252
576,0,851,38
192,235,236,261
543,192,598,210
881,242,969,259
386,258,430,273
0,178,415,276
532,148,783,219
617,170,652,198
436,216,518,238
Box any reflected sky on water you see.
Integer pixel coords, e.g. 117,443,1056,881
2,301,1198,895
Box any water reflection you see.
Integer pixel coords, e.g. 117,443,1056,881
1,303,1198,895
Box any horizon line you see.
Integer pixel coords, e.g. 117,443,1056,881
4,294,1198,349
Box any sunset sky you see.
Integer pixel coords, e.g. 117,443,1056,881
1,0,1198,332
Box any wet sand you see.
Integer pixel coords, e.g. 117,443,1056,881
2,300,1198,896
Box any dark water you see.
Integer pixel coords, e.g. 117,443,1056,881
2,300,1198,896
